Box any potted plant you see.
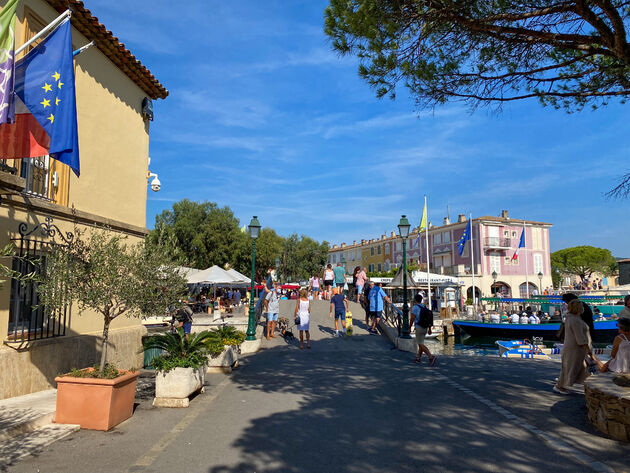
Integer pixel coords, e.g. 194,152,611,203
39,229,187,429
142,328,217,407
206,325,246,373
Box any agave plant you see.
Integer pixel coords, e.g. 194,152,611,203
142,328,219,372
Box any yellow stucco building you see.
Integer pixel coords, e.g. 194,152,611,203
0,0,167,399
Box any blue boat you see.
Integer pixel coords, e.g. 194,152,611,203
453,319,619,343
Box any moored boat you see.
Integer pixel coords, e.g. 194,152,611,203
453,319,618,343
496,340,560,356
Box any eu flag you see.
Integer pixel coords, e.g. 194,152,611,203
457,219,471,256
13,19,79,176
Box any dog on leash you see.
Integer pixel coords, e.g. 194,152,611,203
277,317,295,341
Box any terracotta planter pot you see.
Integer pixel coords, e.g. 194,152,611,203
55,369,139,431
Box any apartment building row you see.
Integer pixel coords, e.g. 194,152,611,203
328,210,553,300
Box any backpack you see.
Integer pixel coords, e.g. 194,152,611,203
417,304,433,329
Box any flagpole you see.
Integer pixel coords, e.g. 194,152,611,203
425,194,431,311
470,213,476,310
15,10,71,56
524,221,529,299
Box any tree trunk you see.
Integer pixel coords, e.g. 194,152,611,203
100,316,111,372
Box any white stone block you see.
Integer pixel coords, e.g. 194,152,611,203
154,367,204,400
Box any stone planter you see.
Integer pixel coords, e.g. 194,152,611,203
153,367,205,408
55,369,139,431
207,345,239,373
584,373,630,442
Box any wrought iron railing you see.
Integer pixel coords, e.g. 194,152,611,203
383,301,402,337
8,217,73,342
484,237,511,248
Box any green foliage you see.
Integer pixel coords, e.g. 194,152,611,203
147,199,329,281
147,199,249,271
324,0,630,111
38,228,188,371
143,328,216,372
551,246,618,280
208,325,246,348
0,243,40,288
63,364,128,380
279,233,329,282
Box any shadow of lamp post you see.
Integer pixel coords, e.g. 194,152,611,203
246,216,261,341
398,215,411,339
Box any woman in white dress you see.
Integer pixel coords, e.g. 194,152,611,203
294,289,311,349
596,317,630,373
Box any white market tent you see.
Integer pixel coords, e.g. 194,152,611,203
176,266,202,280
187,265,241,285
226,268,250,283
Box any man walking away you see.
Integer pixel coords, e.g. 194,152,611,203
410,294,437,366
333,263,346,294
264,281,281,340
368,282,391,334
562,293,594,335
330,287,349,337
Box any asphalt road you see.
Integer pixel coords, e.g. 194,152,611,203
6,301,628,473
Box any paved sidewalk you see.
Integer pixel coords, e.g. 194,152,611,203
5,301,629,473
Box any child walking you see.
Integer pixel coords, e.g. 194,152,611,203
294,289,311,349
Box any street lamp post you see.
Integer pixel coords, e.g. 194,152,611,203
398,215,411,339
246,216,261,341
492,270,498,311
538,271,543,295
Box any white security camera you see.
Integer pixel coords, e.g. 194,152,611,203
150,175,161,192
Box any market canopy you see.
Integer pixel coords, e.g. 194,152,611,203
226,268,250,283
187,266,241,285
386,268,420,289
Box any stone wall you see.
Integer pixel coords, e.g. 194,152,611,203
0,325,147,400
584,373,630,442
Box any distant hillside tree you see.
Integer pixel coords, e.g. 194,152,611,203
551,246,618,281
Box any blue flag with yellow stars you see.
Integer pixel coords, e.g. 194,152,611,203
457,218,471,256
14,19,79,176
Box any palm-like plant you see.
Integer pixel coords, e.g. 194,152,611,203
142,328,220,372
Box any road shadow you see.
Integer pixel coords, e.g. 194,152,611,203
206,334,605,473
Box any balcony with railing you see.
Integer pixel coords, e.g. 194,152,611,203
483,237,512,250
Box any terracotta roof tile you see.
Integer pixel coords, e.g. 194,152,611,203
44,0,168,99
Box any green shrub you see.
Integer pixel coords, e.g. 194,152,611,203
63,364,128,379
142,328,215,372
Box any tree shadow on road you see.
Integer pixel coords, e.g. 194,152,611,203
206,335,601,473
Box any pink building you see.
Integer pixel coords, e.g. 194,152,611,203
391,210,553,300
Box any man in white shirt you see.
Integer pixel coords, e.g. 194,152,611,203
264,281,281,340
490,312,500,324
510,313,520,324
519,313,529,324
528,313,540,324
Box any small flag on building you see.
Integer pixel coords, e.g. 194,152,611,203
457,218,471,256
415,198,428,246
0,19,80,176
0,0,19,124
512,230,525,260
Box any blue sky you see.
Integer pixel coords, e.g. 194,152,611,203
88,0,630,256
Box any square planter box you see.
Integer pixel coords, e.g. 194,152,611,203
55,369,139,431
153,366,205,408
207,345,238,373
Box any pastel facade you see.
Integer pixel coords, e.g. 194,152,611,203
329,211,553,300
0,0,166,399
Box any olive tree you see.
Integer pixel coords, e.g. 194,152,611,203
39,229,188,372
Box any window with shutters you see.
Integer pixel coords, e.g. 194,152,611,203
490,252,501,274
533,253,543,275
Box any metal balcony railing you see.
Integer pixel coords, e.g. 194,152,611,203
483,237,512,248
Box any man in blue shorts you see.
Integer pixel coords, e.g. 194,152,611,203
330,287,349,337
368,282,391,334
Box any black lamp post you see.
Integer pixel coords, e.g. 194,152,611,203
538,271,543,294
398,215,411,338
492,270,498,297
246,216,261,341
